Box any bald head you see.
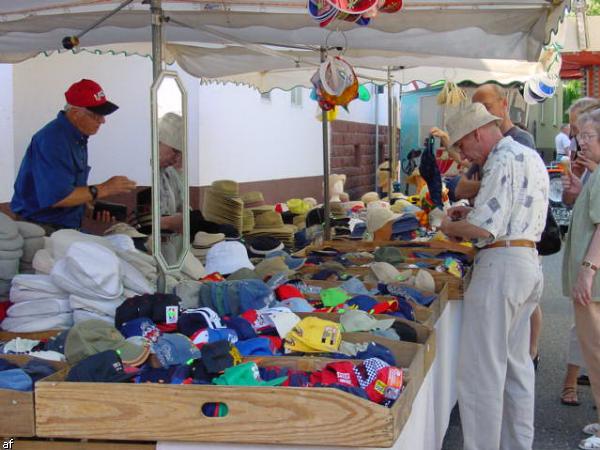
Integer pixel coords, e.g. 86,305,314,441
472,83,510,131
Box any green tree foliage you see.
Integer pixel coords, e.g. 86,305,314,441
563,80,583,122
588,0,600,15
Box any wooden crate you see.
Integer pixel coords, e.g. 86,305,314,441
5,439,156,450
0,330,63,341
0,355,65,437
309,239,476,258
35,345,426,448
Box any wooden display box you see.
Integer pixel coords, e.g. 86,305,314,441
7,439,156,450
0,355,65,437
35,343,426,448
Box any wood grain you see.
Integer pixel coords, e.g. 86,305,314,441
7,439,155,450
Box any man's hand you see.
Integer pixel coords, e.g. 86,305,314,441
573,267,594,306
98,176,137,198
440,216,463,242
430,127,450,149
446,205,472,221
562,173,583,197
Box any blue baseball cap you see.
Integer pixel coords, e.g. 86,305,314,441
222,316,257,340
0,369,33,391
235,337,276,356
152,333,202,368
346,295,378,312
119,317,161,343
190,328,238,348
355,343,396,366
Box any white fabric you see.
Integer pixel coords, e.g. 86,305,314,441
0,258,19,280
72,309,114,324
458,247,542,450
50,229,109,260
69,294,124,317
0,234,23,252
1,313,73,332
16,221,45,239
117,248,158,283
21,236,44,263
104,234,136,252
11,273,64,294
32,248,55,274
7,298,71,317
50,242,123,300
0,248,23,260
120,259,154,295
467,137,549,248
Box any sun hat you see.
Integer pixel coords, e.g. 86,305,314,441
361,192,380,204
65,319,150,366
254,256,294,279
158,112,183,152
205,241,254,275
265,250,306,271
287,199,311,215
367,207,399,233
64,79,119,115
247,236,284,256
242,191,267,208
103,222,147,239
211,180,239,197
447,102,501,147
193,231,225,248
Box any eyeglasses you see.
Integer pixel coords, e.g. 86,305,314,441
577,132,599,143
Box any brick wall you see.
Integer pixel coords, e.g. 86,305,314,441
330,120,397,200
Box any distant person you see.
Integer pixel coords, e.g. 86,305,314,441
555,123,571,161
10,79,136,234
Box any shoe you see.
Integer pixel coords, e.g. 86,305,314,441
579,375,591,386
561,386,581,406
584,424,600,435
579,435,600,449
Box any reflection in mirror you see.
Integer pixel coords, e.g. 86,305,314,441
157,77,185,267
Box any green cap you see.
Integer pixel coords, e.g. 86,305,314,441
65,320,149,366
320,287,351,307
213,362,287,387
374,247,405,265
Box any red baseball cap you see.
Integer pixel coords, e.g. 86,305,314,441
64,79,119,115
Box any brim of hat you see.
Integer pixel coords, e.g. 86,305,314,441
87,101,119,116
249,242,285,256
448,113,501,147
374,318,396,331
117,341,150,367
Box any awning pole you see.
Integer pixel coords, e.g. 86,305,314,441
321,46,332,241
374,84,380,192
387,67,394,199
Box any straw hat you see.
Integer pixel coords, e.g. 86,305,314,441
367,207,399,233
245,211,297,247
211,180,239,197
330,202,347,220
242,191,266,208
361,191,380,204
447,103,501,147
303,197,318,209
193,231,225,248
242,209,255,233
202,180,244,232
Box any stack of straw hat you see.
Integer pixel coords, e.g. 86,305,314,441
202,180,244,232
245,211,297,247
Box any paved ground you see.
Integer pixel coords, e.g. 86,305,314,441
442,249,598,450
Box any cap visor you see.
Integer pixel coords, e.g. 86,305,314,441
261,376,288,386
87,101,119,116
118,342,150,367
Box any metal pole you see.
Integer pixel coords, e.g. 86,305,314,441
396,78,403,185
321,47,332,241
374,84,380,192
151,0,166,292
387,67,394,199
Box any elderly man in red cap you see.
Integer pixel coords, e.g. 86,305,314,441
11,79,136,234
439,102,549,450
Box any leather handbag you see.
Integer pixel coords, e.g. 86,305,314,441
536,207,562,256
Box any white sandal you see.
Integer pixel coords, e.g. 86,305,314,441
584,424,600,435
580,435,600,449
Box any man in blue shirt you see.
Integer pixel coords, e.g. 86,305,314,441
11,79,136,233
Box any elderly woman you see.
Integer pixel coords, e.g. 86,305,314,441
562,108,600,450
560,97,600,407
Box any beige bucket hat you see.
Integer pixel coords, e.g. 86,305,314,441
447,102,501,147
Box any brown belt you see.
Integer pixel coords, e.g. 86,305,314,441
482,239,536,250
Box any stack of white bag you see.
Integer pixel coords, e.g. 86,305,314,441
16,222,46,274
50,240,154,324
2,274,73,332
0,213,24,296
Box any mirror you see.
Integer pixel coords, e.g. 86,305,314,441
151,71,189,273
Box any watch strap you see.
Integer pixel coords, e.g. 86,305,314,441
88,185,98,202
582,261,599,272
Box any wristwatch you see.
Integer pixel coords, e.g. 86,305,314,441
88,185,98,202
582,261,599,272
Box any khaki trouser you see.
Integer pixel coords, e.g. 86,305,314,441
574,302,600,423
458,247,543,450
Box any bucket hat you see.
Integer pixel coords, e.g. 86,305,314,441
205,241,254,275
447,103,501,147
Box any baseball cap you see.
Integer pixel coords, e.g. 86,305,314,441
152,333,201,368
0,369,33,391
320,288,351,307
66,350,135,383
190,328,238,349
213,362,287,387
340,310,395,333
64,79,119,115
65,320,150,366
285,317,342,353
177,307,223,337
118,317,161,344
235,337,277,356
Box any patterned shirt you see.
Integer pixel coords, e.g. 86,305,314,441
467,136,549,248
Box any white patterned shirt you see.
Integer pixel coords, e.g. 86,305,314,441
467,136,549,248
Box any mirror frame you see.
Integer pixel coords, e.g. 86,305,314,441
150,70,190,274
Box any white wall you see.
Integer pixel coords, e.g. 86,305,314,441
4,51,385,200
0,65,14,202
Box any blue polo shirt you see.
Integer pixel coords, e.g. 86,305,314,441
11,112,90,229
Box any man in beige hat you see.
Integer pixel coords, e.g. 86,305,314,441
440,102,548,450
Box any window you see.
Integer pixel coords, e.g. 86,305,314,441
291,87,303,107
